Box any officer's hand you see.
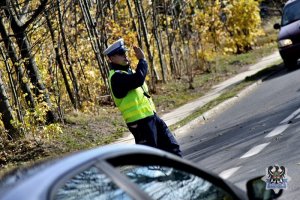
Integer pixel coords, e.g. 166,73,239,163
133,46,145,60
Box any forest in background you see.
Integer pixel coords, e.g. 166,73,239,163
0,0,284,149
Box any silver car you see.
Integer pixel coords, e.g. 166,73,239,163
0,145,282,200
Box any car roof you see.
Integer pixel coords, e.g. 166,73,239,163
285,0,300,7
0,145,161,200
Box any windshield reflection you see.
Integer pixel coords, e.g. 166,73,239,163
54,166,132,200
282,1,300,26
117,165,233,200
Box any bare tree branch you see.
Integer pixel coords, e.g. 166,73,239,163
21,0,49,30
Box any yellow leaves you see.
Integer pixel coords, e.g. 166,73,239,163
87,70,96,79
166,16,172,26
43,123,63,140
0,113,4,128
198,50,214,62
224,47,235,53
221,0,264,53
22,76,29,84
10,97,59,140
81,101,96,113
123,32,138,46
119,0,127,5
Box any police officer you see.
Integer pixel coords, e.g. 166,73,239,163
104,38,182,157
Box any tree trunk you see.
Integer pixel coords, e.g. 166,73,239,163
158,28,168,77
3,0,58,123
56,0,80,108
0,16,35,109
11,27,58,123
163,0,176,76
0,45,23,123
45,10,78,110
0,71,20,139
134,0,158,92
152,0,167,83
79,0,110,94
126,0,142,47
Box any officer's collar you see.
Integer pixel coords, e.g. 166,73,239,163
110,63,130,71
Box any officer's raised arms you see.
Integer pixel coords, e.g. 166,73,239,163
105,40,148,98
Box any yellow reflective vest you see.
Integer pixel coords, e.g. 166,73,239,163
109,70,156,123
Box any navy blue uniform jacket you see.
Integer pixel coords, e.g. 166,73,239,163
110,59,148,99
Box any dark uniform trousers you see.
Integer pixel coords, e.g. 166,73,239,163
127,113,182,157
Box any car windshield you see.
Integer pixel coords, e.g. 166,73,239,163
117,165,234,200
282,1,300,26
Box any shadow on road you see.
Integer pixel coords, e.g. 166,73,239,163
269,63,299,81
244,62,300,83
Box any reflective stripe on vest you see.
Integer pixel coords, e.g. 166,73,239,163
109,70,156,123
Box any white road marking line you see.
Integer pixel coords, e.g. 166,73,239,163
280,107,300,124
219,167,241,179
265,124,289,138
220,108,300,180
240,143,270,159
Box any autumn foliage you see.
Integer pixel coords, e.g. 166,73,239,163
0,0,265,139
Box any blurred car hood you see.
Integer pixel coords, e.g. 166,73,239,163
279,20,300,40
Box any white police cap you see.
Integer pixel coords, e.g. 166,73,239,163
103,38,128,56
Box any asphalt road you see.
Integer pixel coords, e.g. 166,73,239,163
180,66,300,200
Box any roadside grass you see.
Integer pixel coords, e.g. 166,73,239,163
60,109,127,151
0,108,127,176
